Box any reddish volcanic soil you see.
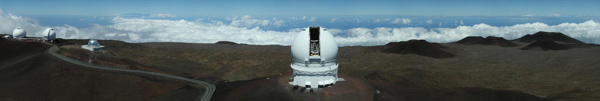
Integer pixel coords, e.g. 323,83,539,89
0,39,199,101
212,73,374,101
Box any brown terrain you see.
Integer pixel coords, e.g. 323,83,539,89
515,31,586,44
379,40,455,58
211,73,374,101
521,40,571,50
1,31,600,101
0,38,199,101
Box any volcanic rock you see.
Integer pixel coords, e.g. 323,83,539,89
456,36,518,47
381,40,454,58
520,40,569,50
215,41,240,45
515,31,585,44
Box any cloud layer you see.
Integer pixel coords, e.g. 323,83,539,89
391,18,411,24
228,15,285,28
334,21,600,46
148,13,176,18
2,9,600,46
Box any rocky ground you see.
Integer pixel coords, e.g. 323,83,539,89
0,38,199,101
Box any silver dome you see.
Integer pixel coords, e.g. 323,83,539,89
88,39,100,46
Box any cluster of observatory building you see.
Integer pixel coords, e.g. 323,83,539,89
3,27,104,51
3,27,56,42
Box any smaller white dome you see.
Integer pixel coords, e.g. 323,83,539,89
88,39,100,46
43,28,56,40
12,27,26,38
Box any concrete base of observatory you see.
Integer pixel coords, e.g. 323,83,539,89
279,73,373,100
81,45,105,51
213,72,373,101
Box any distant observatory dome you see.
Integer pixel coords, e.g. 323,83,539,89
291,27,338,62
43,28,56,40
88,39,100,46
82,39,105,51
12,27,26,38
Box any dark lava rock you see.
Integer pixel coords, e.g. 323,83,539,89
521,40,569,50
515,31,585,44
215,41,239,45
456,36,518,47
381,40,455,58
53,38,73,45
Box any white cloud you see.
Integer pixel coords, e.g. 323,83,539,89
335,21,600,46
194,18,204,22
426,20,433,24
309,17,316,22
105,17,295,44
228,15,285,27
402,19,411,24
330,18,336,22
2,9,600,46
522,14,535,17
391,18,411,24
455,20,458,26
0,10,45,37
552,13,561,17
374,19,382,23
149,13,176,18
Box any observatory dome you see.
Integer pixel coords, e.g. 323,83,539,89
12,27,26,38
88,39,100,46
43,28,56,40
291,26,338,63
289,26,339,90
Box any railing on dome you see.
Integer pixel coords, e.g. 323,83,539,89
293,68,338,76
291,60,337,67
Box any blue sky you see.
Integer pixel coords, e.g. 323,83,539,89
1,0,599,16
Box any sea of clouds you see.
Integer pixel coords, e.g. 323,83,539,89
1,8,600,46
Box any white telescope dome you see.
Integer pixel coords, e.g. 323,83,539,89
88,39,100,46
12,27,26,38
43,28,56,40
289,26,339,90
291,26,338,63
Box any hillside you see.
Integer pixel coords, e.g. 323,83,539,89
456,36,518,47
380,40,455,58
0,38,199,101
515,31,586,44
